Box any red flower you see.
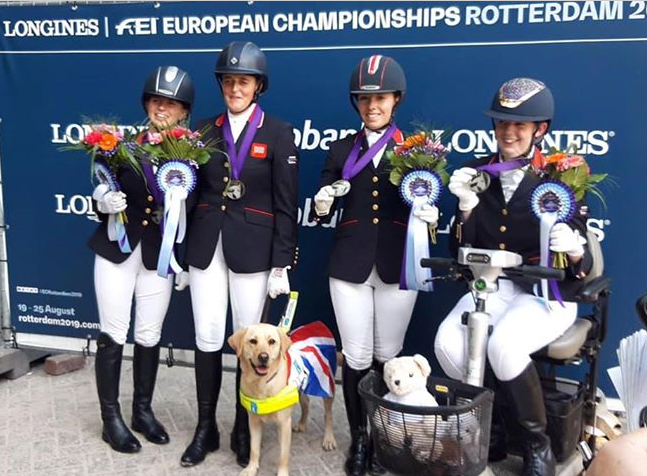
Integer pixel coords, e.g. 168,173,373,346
171,127,189,139
85,130,103,146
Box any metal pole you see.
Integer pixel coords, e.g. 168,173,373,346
0,117,12,346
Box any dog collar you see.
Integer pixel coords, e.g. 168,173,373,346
239,384,300,415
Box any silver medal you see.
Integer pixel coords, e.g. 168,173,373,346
226,179,246,200
469,171,491,194
331,179,351,197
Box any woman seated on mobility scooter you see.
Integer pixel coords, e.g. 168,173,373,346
434,77,594,476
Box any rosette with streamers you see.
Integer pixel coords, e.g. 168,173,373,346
529,178,577,306
94,161,132,254
399,169,443,292
155,159,197,277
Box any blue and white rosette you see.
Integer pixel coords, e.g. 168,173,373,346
530,179,577,307
155,160,197,278
399,169,443,292
93,161,132,254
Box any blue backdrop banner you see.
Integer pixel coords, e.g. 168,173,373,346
0,1,643,394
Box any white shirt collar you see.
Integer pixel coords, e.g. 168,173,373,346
227,103,256,141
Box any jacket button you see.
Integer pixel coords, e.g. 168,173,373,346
372,204,379,211
142,220,149,226
222,192,228,198
372,176,379,183
372,190,379,197
499,243,506,250
372,218,379,225
144,208,152,214
223,176,229,183
224,162,230,168
147,195,154,202
502,208,508,216
220,205,227,211
499,225,507,233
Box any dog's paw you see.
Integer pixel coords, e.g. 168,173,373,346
277,469,290,476
292,421,307,433
239,465,259,476
322,432,337,451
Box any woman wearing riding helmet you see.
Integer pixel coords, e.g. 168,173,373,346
311,54,439,476
434,77,593,476
89,65,194,453
179,41,299,467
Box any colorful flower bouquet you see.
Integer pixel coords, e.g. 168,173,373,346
387,129,452,292
139,125,216,167
530,146,608,204
529,145,608,270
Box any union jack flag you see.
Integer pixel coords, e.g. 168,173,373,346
288,321,337,399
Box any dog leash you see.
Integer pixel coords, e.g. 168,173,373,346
260,291,300,332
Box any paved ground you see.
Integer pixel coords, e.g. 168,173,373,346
0,354,566,476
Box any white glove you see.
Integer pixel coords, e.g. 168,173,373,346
448,167,480,212
93,184,127,214
314,185,335,217
549,223,586,259
174,271,190,291
413,204,439,226
267,266,290,299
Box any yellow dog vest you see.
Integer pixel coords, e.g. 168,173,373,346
240,384,300,415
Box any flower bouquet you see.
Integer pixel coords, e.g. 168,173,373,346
528,145,609,306
138,125,219,277
62,122,145,254
386,129,451,292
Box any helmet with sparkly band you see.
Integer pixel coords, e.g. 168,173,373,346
484,77,554,123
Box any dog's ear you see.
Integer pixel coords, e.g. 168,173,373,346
279,328,292,355
413,354,431,378
228,327,247,357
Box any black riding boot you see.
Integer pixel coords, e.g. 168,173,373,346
500,363,555,476
343,363,370,476
131,343,169,444
180,350,222,467
95,332,141,453
366,360,385,476
484,366,507,462
230,364,250,467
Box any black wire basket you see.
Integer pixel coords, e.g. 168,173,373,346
358,371,493,476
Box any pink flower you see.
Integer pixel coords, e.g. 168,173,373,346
84,130,103,146
556,154,586,172
147,131,163,144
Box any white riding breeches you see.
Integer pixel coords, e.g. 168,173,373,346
189,234,269,352
94,245,173,347
330,266,418,371
434,279,577,382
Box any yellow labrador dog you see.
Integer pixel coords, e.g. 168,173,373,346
228,323,337,476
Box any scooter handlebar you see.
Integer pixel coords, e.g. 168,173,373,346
420,257,455,270
507,265,565,281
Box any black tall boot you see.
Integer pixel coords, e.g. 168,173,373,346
500,363,555,476
180,350,222,467
484,366,507,462
95,332,141,453
343,363,370,476
366,360,385,476
131,343,169,444
230,364,250,467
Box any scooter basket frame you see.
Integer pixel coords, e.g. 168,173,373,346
358,371,493,476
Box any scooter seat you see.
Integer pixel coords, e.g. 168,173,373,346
545,318,592,360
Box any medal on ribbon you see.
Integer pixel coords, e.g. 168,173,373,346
222,105,263,200
337,124,398,196
93,161,132,254
155,160,197,278
529,179,576,307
